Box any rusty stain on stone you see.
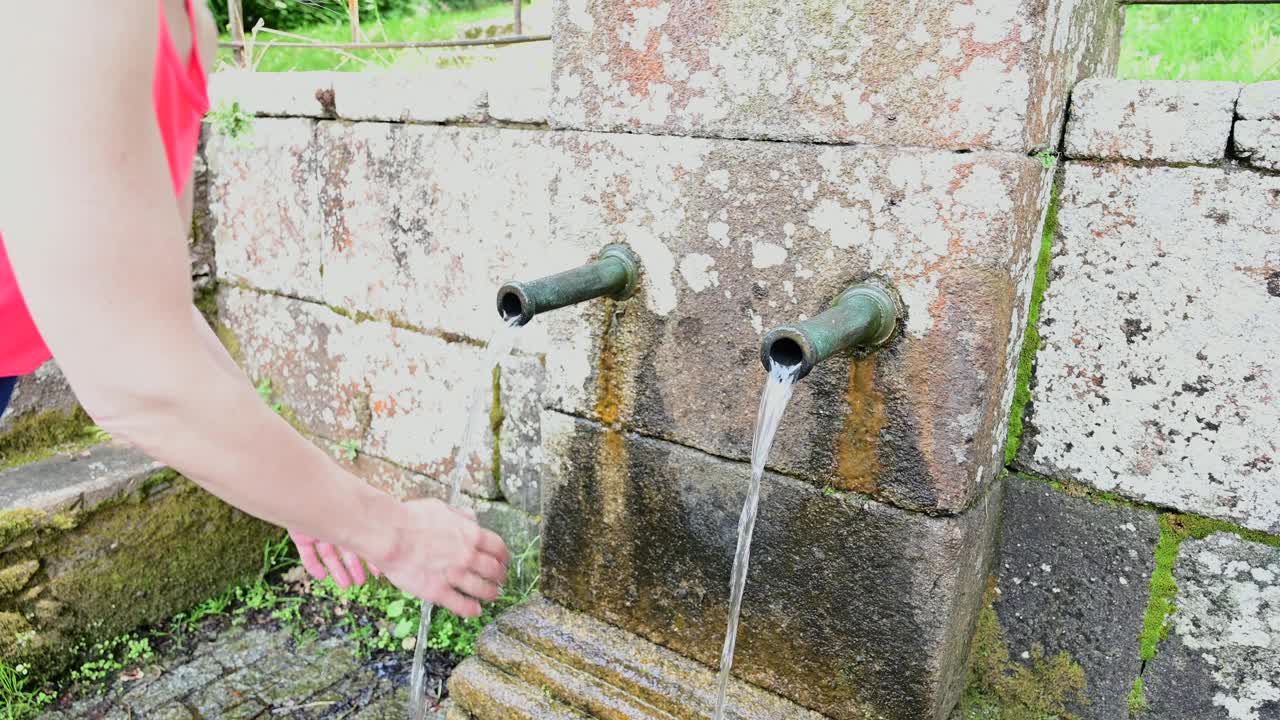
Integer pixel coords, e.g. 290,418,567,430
835,357,886,495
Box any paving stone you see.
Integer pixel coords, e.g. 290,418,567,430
195,626,289,669
1238,81,1280,120
1065,79,1240,163
1234,119,1280,171
207,117,324,300
148,703,196,720
118,655,224,713
1023,163,1280,533
993,476,1160,720
347,688,420,719
1144,533,1280,720
550,0,1121,151
540,411,1002,720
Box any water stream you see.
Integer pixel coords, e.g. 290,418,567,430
712,361,802,720
408,318,522,720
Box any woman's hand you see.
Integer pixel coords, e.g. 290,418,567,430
376,499,510,618
289,529,381,589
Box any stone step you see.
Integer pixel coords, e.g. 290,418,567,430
475,628,676,720
455,598,823,720
449,655,593,720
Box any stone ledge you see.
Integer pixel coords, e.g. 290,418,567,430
450,598,824,720
1064,79,1240,163
208,68,551,126
0,443,163,515
1237,81,1280,120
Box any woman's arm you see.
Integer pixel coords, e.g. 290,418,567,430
0,5,506,616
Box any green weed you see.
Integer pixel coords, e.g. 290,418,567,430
1003,188,1057,466
1127,677,1148,718
0,662,55,720
207,100,256,143
1120,5,1280,83
338,440,361,462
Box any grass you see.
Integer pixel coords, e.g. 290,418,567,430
218,2,520,73
1119,5,1280,83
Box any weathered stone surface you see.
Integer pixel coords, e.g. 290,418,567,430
545,131,1050,512
994,476,1159,720
1238,81,1280,120
333,72,487,124
1023,163,1280,533
485,47,553,124
0,360,77,433
316,435,448,502
208,70,337,118
217,286,369,444
190,126,216,291
1144,533,1280,720
539,411,1002,720
450,653,598,720
0,443,162,514
207,118,323,299
316,122,582,351
1234,120,1280,171
1064,79,1240,163
454,599,825,720
550,0,1121,151
219,286,503,498
468,499,539,549
498,354,545,515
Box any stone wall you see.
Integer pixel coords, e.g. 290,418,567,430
994,79,1280,720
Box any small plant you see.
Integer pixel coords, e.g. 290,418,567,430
338,440,361,461
822,485,838,497
207,100,255,144
69,633,154,685
0,662,55,720
1035,149,1058,170
87,425,112,443
1127,677,1148,717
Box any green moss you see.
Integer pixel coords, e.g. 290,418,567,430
3,477,281,678
214,321,244,366
958,582,1086,720
1127,677,1148,717
490,365,505,487
1004,185,1059,466
194,283,219,325
0,408,101,472
1139,518,1182,661
0,509,43,549
0,561,39,597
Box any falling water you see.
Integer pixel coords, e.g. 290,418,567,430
408,317,522,720
712,361,802,720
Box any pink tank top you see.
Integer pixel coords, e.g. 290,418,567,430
0,0,209,376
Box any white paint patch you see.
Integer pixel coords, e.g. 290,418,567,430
751,241,788,269
679,253,719,292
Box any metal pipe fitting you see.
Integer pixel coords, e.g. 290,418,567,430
760,283,899,380
496,244,642,326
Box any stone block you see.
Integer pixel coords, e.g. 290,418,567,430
217,287,369,445
544,131,1050,513
1234,119,1280,171
314,436,447,502
485,47,553,124
993,476,1160,719
1237,81,1280,120
497,354,545,515
0,443,162,514
0,361,77,434
332,72,486,124
218,287,504,499
452,599,825,720
550,0,1121,151
539,411,1002,720
1064,79,1240,163
1023,163,1280,533
208,71,337,118
207,118,323,299
316,122,586,353
1143,533,1280,719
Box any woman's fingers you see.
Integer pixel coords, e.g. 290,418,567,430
340,548,367,586
295,539,328,581
474,527,510,568
468,552,507,587
431,585,482,618
448,567,501,603
317,542,353,588
450,506,477,522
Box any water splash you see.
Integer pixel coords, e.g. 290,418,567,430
409,317,522,719
712,361,802,720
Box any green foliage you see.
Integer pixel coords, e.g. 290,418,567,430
207,100,255,145
1035,151,1057,170
1120,5,1280,83
338,440,361,461
69,635,154,685
958,584,1087,720
1003,188,1057,466
0,662,55,720
822,485,839,498
207,0,490,34
0,408,103,471
255,378,285,415
1127,677,1148,718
